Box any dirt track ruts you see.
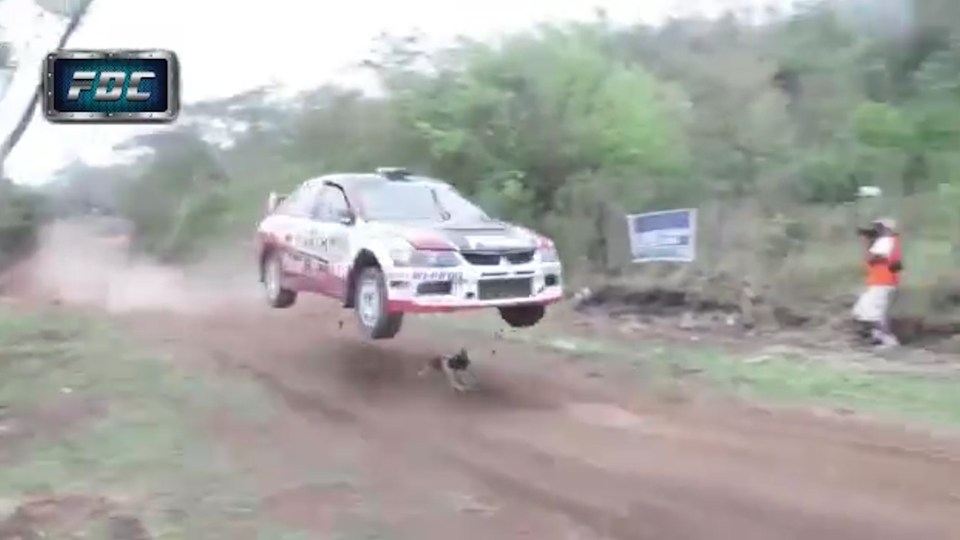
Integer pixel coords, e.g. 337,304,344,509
123,298,960,540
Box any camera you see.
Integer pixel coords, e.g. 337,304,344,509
857,225,880,241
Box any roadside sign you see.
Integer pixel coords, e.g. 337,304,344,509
626,208,696,263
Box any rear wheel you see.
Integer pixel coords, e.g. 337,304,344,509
263,252,297,308
354,266,403,339
499,304,545,328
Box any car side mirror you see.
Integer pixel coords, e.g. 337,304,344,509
337,209,356,226
266,191,286,213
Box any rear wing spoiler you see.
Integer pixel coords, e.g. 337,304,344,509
266,192,286,213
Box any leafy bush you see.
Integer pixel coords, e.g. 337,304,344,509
0,179,47,271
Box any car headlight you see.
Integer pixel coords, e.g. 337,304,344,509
538,245,559,263
390,247,460,267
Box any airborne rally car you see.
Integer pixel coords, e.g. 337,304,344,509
255,168,564,340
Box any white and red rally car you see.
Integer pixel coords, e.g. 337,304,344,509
255,168,564,339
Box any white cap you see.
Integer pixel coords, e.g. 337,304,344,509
873,218,897,231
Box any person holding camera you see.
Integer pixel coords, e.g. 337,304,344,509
852,218,903,349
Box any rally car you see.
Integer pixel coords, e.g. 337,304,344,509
255,168,564,339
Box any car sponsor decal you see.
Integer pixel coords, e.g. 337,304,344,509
281,247,340,278
330,262,350,279
305,254,329,276
295,229,321,250
304,257,323,275
411,270,463,282
291,228,351,263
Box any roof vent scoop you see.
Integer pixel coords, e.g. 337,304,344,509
376,167,411,181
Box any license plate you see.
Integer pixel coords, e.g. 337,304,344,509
477,278,532,300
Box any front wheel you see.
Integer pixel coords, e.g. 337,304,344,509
499,304,545,328
354,266,404,339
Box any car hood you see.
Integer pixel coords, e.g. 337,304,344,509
364,219,539,252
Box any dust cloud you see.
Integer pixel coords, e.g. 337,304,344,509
16,219,260,314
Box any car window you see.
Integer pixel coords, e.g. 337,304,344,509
323,186,350,221
278,182,318,217
312,186,350,222
358,183,490,222
434,186,492,221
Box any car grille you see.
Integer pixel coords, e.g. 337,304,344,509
477,278,532,300
461,252,500,265
461,250,535,266
505,250,535,264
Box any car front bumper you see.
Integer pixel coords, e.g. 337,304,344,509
384,262,563,313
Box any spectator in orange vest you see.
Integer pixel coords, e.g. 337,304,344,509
852,218,903,349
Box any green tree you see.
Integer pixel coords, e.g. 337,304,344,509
0,0,95,179
43,0,960,316
368,25,693,267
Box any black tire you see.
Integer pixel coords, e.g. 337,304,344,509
499,304,545,328
263,251,297,308
354,266,403,339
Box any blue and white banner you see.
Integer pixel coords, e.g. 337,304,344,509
626,208,697,263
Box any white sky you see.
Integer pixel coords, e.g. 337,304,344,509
0,0,774,185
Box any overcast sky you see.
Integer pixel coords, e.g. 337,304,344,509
0,0,776,185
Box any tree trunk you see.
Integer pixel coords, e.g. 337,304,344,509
0,0,94,179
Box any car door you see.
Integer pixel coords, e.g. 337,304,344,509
299,185,353,299
272,181,322,291
314,184,353,300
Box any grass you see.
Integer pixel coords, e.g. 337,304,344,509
0,305,310,538
426,312,960,429
672,347,960,427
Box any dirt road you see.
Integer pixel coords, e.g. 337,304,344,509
8,222,960,539
114,297,959,540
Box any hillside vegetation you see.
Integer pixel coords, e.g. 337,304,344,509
33,0,960,333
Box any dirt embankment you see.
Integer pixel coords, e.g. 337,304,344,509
572,278,960,353
2,220,960,540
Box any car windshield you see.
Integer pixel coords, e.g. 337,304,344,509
358,183,492,222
